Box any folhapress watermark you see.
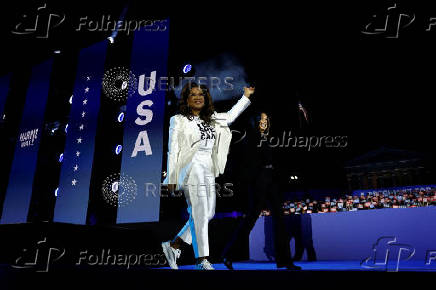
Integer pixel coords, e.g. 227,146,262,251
76,17,167,35
76,249,166,269
257,131,348,151
11,3,167,39
12,237,167,272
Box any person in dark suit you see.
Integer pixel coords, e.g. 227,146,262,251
221,112,301,270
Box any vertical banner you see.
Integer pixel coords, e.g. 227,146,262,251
1,60,53,224
117,21,169,223
0,73,11,118
53,41,108,224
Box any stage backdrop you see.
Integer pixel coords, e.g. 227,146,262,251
117,22,169,223
250,207,436,266
53,41,108,224
1,59,53,224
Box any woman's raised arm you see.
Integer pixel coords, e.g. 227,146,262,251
226,87,255,125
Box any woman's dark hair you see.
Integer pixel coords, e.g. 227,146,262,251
179,82,214,124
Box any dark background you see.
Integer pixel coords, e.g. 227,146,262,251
0,0,435,222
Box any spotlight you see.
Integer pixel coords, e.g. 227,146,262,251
117,112,125,123
107,36,115,44
59,153,64,162
65,124,68,133
290,176,295,180
54,50,61,54
294,176,298,180
55,187,59,197
111,181,119,193
182,64,192,74
69,95,73,104
115,145,123,155
46,121,60,135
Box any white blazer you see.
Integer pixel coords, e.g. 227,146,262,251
163,95,251,190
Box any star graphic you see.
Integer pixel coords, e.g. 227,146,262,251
76,151,81,157
77,138,82,144
83,99,88,105
81,111,86,118
72,179,77,186
73,164,79,171
84,87,90,93
79,124,84,130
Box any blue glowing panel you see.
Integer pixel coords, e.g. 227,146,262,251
117,20,169,223
53,41,108,224
1,60,53,224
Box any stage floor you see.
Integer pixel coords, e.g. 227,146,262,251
157,260,436,272
2,261,436,289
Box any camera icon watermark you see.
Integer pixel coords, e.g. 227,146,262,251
362,3,436,38
361,236,436,272
12,237,65,272
11,3,65,39
361,237,415,272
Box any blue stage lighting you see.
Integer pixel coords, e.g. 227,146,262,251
117,112,125,123
115,145,123,155
182,64,192,74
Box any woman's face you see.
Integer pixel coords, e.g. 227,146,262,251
259,112,268,132
187,87,205,111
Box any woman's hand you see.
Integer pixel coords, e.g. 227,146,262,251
243,87,255,98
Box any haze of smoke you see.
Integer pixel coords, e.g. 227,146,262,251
174,54,249,101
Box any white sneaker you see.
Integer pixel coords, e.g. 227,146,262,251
161,241,181,269
195,259,215,270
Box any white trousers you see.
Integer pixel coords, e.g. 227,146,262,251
176,150,216,258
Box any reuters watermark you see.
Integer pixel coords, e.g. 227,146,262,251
134,75,237,93
101,67,239,103
157,182,235,198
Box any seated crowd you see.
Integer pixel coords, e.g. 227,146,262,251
260,188,436,216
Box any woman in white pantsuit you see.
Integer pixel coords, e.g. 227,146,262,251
162,82,254,270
